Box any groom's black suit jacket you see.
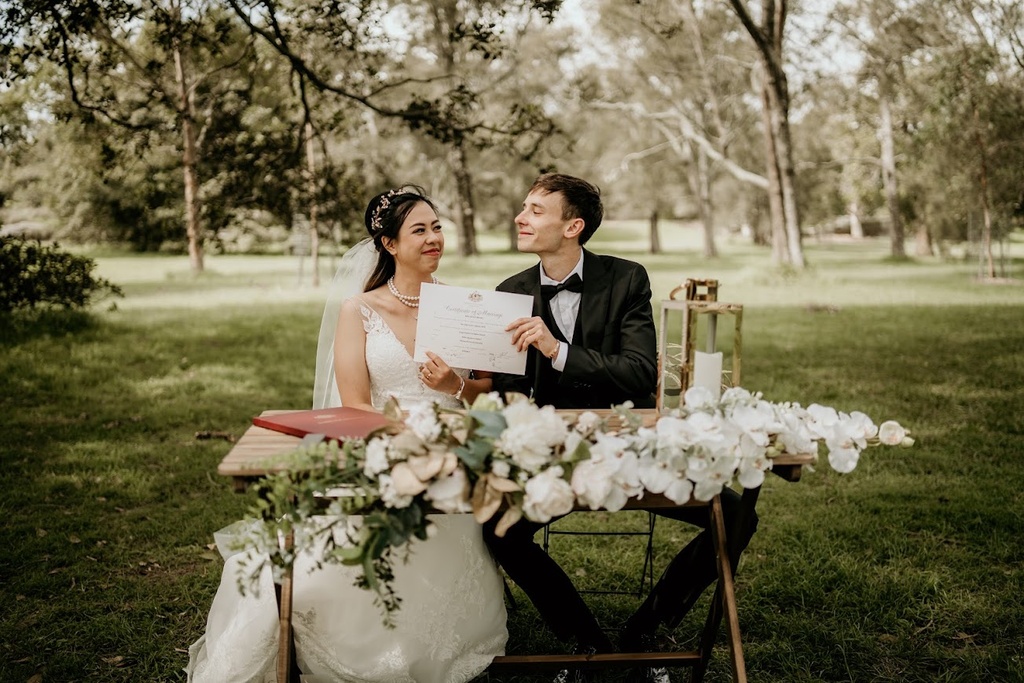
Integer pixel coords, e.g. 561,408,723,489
493,249,658,410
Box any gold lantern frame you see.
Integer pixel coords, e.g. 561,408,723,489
657,278,743,411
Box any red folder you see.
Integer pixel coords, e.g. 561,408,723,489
252,407,394,442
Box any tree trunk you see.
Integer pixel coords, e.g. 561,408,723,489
305,120,320,287
449,144,477,256
764,69,804,268
914,223,932,256
760,75,788,265
649,210,661,255
696,146,717,258
849,201,864,239
727,0,804,268
173,43,204,274
973,104,995,278
878,88,905,258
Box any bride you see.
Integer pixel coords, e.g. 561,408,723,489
186,187,508,683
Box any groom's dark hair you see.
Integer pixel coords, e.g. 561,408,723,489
530,173,603,245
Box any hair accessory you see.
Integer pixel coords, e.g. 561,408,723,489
370,188,402,234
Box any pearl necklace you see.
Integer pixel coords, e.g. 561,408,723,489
388,276,438,308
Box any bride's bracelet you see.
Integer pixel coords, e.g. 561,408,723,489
452,374,466,400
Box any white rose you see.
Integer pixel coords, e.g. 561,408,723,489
571,458,616,510
406,403,442,442
363,438,390,477
561,430,586,462
502,399,541,427
378,474,413,508
425,468,471,513
522,466,575,523
497,404,569,472
491,458,511,479
498,424,555,472
470,391,504,411
574,411,601,436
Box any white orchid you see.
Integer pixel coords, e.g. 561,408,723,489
846,411,879,442
827,446,859,474
878,420,908,446
774,408,816,455
683,385,718,411
250,386,912,623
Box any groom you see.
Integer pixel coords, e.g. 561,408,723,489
486,173,757,681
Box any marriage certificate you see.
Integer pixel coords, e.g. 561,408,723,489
414,283,533,374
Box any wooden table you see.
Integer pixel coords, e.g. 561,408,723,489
218,409,814,683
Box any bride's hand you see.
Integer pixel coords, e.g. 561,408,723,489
420,351,460,395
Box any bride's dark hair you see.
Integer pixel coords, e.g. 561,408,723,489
363,185,437,292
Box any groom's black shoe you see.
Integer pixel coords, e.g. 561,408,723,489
552,644,597,683
620,630,671,683
625,666,671,683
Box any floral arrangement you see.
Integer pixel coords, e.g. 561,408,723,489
235,388,913,624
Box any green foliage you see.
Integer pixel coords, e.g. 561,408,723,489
0,238,122,312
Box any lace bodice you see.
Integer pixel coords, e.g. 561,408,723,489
360,301,467,411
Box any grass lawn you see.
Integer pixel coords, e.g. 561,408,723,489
2,225,1023,682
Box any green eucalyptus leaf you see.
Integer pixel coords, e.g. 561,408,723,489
468,410,507,439
454,438,492,469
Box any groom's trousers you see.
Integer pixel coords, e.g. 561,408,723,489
483,487,758,650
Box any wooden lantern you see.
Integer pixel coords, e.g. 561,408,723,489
657,278,743,411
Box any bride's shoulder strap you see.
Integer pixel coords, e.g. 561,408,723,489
348,295,388,334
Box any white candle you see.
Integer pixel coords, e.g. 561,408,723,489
692,351,723,400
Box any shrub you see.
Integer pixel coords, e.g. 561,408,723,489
0,238,123,312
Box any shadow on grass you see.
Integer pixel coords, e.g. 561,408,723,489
0,309,98,345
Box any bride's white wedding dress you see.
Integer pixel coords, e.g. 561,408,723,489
186,301,508,683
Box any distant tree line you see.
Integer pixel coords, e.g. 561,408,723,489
2,0,1021,276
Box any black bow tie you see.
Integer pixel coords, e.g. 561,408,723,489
541,273,584,301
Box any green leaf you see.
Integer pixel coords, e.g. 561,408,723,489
468,410,507,439
454,438,492,469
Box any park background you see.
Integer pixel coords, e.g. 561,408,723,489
2,0,1023,682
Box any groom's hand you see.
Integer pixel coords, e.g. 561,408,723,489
507,317,560,358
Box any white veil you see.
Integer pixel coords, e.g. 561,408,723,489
312,238,380,409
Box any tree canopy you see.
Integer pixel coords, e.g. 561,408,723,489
2,0,1021,272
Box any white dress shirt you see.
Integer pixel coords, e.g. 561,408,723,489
539,253,584,372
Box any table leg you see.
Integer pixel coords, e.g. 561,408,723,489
275,531,300,683
691,494,748,683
